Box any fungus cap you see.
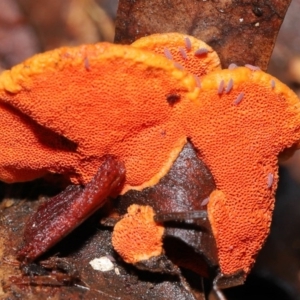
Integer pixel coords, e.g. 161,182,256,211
181,67,300,275
112,205,164,264
131,33,221,79
0,43,199,190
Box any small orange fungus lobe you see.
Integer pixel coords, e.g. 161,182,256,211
131,33,221,80
112,205,164,264
0,43,198,189
182,67,300,275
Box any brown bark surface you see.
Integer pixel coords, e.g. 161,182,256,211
115,0,291,70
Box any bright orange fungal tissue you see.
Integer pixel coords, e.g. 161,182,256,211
0,42,197,188
132,32,221,80
0,102,78,183
112,204,164,264
0,39,300,276
179,67,300,275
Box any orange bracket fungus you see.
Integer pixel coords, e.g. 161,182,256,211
0,33,300,293
0,42,197,189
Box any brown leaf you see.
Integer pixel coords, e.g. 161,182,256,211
115,0,291,70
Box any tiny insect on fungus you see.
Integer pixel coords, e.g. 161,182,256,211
0,33,300,295
131,32,221,78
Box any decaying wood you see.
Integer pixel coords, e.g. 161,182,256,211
115,0,291,70
0,145,208,300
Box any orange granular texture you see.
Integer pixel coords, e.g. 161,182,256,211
131,33,221,78
112,204,164,264
1,41,300,276
180,67,300,275
0,43,198,189
0,102,78,183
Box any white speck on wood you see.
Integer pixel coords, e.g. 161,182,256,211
89,257,114,272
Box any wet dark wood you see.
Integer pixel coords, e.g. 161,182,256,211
17,156,125,263
1,143,210,300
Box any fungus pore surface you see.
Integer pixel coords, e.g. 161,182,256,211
0,43,198,190
112,205,164,264
1,41,300,276
180,67,300,275
0,102,78,183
